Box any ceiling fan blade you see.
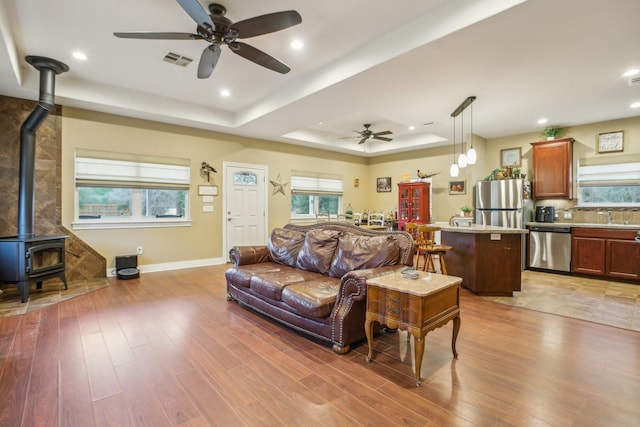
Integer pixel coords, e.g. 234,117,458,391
358,137,368,145
232,10,302,39
176,0,215,29
372,136,393,142
373,130,393,136
229,41,290,74
114,32,200,40
198,44,221,79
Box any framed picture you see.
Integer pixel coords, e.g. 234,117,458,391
501,147,521,167
448,180,466,195
376,177,392,192
598,131,623,153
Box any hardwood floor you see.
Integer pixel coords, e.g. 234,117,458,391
1,264,639,426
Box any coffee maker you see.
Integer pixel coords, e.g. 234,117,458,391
535,206,555,223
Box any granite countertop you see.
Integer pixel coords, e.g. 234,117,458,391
438,224,528,234
526,222,640,230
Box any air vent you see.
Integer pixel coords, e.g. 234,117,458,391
163,51,193,67
629,75,640,86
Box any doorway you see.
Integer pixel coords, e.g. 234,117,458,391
223,162,268,260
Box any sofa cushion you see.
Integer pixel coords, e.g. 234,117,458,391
267,228,306,267
225,262,290,288
250,269,325,301
329,233,400,278
296,229,342,275
281,278,341,318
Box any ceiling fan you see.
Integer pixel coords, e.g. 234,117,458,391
340,124,393,145
114,0,302,78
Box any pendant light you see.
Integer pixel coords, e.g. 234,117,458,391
466,101,477,164
457,110,468,168
450,115,459,177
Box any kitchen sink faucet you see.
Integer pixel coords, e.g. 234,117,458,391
597,210,613,224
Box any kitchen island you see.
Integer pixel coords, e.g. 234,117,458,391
439,224,528,296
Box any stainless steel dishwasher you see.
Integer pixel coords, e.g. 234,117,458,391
528,225,572,272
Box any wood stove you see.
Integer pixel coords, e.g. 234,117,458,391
0,55,69,302
0,236,68,303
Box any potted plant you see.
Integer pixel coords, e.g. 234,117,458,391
513,167,521,178
541,127,563,140
461,205,474,217
345,203,353,219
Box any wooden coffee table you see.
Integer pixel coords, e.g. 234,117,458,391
365,271,461,386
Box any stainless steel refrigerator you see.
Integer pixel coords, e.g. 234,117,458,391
475,179,533,228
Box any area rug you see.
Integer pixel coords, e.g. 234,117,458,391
0,278,112,317
482,270,640,332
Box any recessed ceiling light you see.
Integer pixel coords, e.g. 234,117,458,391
220,89,230,97
631,101,640,109
537,118,548,125
623,68,639,77
72,51,87,60
290,40,304,50
408,125,415,130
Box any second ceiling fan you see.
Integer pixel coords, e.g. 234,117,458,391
342,124,393,145
114,0,302,78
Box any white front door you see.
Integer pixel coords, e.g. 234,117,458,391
223,162,268,259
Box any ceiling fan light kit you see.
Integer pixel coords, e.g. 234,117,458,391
114,0,302,78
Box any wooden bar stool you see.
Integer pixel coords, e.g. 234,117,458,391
416,224,452,274
403,223,421,269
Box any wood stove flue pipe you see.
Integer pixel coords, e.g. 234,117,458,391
17,56,69,238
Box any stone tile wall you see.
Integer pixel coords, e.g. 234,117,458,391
0,95,105,282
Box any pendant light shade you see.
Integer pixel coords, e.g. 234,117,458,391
466,101,477,164
457,110,467,168
450,115,458,177
457,152,467,168
466,145,477,164
450,162,459,177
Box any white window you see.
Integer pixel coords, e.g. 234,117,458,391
290,171,343,220
73,149,191,229
577,155,640,207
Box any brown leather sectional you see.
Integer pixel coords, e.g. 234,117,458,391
226,222,414,354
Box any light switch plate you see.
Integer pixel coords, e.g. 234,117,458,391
202,205,214,212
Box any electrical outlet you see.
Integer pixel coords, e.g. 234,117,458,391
563,210,573,219
136,246,143,255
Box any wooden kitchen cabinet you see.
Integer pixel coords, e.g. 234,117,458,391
531,138,574,199
572,228,640,280
571,234,606,276
607,239,640,280
442,230,523,296
397,182,430,230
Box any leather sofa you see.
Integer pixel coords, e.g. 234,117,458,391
226,222,414,354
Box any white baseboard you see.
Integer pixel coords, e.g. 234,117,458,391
107,257,227,277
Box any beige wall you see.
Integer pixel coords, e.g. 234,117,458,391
61,108,369,269
484,115,640,212
60,106,640,270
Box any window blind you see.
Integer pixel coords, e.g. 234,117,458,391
75,149,190,189
577,162,640,186
290,174,343,195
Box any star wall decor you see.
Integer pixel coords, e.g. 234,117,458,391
269,173,289,195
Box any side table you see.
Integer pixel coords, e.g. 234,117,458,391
365,271,461,386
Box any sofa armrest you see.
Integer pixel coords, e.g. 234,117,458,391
338,265,406,301
229,246,271,267
330,265,407,352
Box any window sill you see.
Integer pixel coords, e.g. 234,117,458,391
71,219,192,230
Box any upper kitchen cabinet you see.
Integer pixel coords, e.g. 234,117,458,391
531,138,574,199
